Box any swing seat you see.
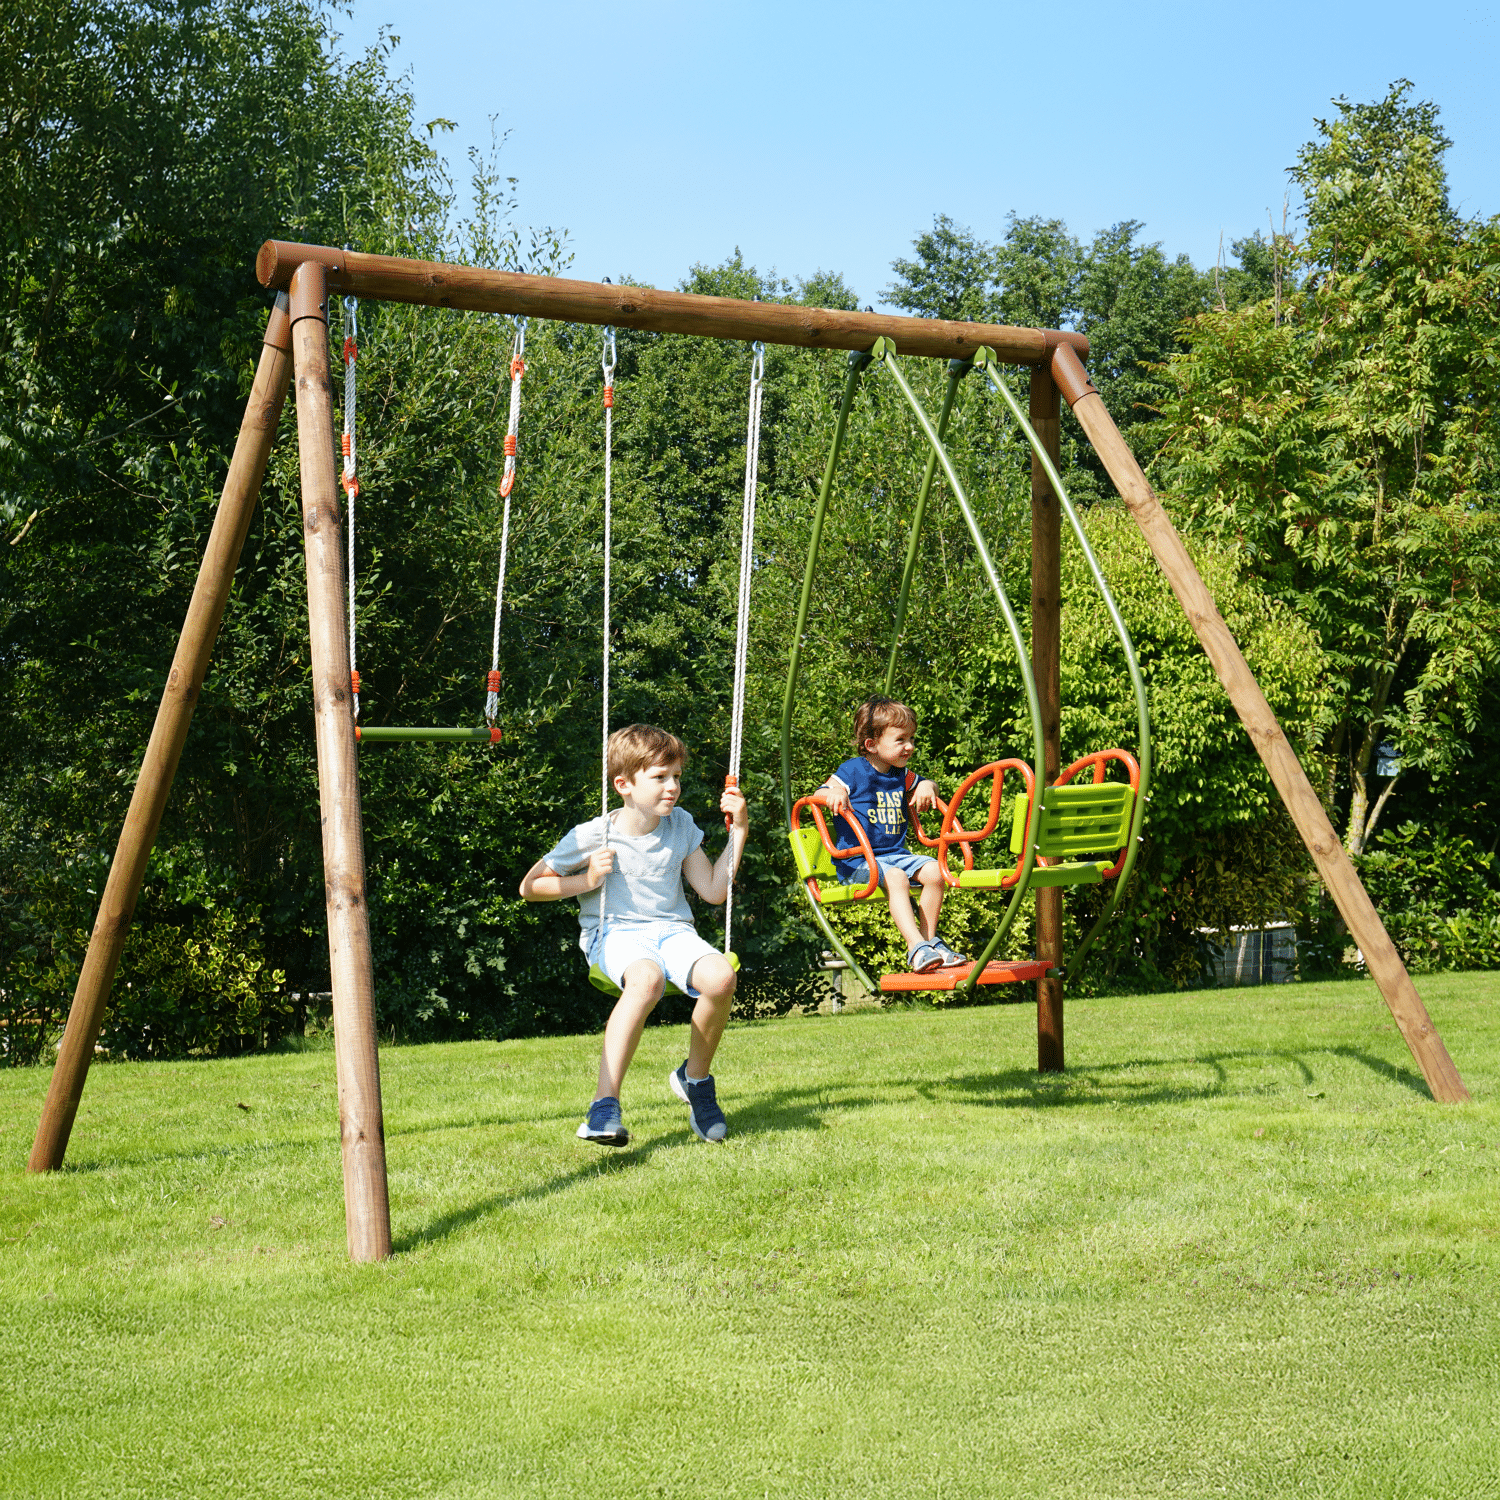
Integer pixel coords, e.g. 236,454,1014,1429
941,765,1136,891
588,951,740,1000
879,958,1050,992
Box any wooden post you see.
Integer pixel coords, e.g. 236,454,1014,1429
29,297,295,1172
1051,344,1470,1104
288,261,392,1260
1030,368,1065,1072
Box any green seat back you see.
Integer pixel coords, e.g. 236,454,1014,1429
1010,783,1134,859
788,825,838,883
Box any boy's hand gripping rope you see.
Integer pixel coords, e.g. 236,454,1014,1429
342,285,361,720
486,319,527,727
723,339,765,954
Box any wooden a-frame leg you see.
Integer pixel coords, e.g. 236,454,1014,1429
288,261,392,1260
1052,344,1469,1104
1030,367,1064,1072
29,296,295,1173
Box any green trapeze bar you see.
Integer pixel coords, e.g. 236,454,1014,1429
975,349,1152,980
882,358,970,697
870,340,1047,998
357,727,500,743
778,350,878,996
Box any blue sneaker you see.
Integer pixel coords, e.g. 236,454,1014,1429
669,1062,727,1142
576,1096,629,1147
908,941,943,973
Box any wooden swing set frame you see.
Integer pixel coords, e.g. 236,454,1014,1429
26,241,1469,1265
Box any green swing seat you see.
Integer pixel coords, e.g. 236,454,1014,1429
588,951,740,1000
956,781,1136,890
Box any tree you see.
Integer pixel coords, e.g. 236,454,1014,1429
1154,82,1500,855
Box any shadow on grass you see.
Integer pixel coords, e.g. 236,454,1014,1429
919,1045,1431,1109
392,1130,693,1252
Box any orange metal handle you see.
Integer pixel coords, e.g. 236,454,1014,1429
936,759,1037,889
907,791,975,875
791,792,880,902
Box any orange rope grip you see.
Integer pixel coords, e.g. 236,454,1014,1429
503,434,517,457
602,386,614,409
350,670,361,695
486,670,501,693
510,356,526,380
343,338,357,363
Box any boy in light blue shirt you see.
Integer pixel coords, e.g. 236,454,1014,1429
818,696,967,974
521,724,748,1147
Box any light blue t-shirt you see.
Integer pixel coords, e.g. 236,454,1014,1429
542,808,705,952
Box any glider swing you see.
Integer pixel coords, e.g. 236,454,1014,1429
342,286,516,747
583,327,762,1000
781,338,1151,1000
32,241,1466,1270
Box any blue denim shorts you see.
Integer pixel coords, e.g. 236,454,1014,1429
835,849,936,888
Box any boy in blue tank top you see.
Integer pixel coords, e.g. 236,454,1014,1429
818,697,967,973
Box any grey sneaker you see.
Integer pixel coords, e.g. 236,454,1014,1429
576,1096,629,1147
908,941,944,973
931,936,969,967
669,1062,727,1142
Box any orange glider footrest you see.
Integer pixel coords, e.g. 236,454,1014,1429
879,959,1051,993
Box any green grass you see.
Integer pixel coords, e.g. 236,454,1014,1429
3,975,1498,1499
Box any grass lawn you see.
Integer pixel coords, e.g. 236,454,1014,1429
2,974,1498,1499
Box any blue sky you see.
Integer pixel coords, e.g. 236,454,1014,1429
335,0,1499,310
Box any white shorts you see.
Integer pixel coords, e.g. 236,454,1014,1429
590,921,723,997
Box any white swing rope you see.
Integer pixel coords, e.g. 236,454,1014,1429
598,321,618,924
486,320,527,725
341,286,361,722
723,340,765,954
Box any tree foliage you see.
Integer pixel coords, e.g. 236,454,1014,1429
1154,82,1500,856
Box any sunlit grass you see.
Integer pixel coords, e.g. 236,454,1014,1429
3,973,1498,1498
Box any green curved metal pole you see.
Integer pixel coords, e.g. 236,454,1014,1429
779,351,876,995
882,360,969,697
977,352,1152,979
870,341,1045,997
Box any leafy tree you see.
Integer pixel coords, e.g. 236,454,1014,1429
1154,82,1500,856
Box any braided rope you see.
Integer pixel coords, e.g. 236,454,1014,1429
341,290,360,721
487,320,526,725
598,322,618,924
724,341,765,953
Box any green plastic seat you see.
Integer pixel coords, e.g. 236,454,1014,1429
787,826,872,905
956,781,1135,891
588,949,740,999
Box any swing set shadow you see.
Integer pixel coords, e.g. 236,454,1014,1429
24,239,1469,1268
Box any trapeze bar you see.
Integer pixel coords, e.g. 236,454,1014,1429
355,727,502,744
256,240,1090,369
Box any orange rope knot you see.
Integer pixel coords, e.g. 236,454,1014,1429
343,338,358,364
510,356,526,380
603,386,614,409
486,670,501,693
503,434,517,457
350,669,361,694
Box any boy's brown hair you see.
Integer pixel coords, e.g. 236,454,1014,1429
608,723,688,784
852,696,917,755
